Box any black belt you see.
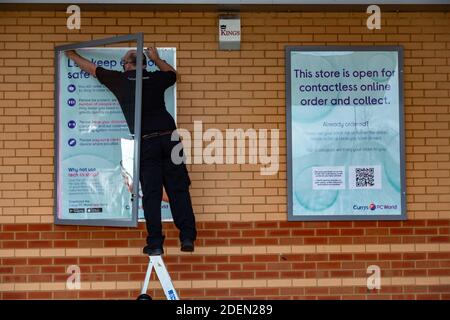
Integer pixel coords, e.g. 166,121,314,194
142,130,174,140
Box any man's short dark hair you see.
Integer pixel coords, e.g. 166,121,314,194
128,52,147,67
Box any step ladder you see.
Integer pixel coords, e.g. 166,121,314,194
137,255,179,300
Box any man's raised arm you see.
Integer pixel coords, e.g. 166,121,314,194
64,50,97,76
145,47,176,74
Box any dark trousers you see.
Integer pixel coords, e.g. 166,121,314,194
139,134,197,248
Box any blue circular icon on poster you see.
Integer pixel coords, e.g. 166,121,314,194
68,138,77,147
67,98,76,107
67,84,76,92
68,120,76,129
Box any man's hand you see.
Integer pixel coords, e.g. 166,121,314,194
63,50,97,76
145,47,160,62
64,50,77,59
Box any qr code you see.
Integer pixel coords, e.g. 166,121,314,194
355,167,375,187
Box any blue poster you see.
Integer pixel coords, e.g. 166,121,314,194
56,47,176,224
286,47,406,220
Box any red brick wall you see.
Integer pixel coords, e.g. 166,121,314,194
0,8,449,299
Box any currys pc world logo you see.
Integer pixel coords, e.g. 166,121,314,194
353,203,398,211
353,203,375,211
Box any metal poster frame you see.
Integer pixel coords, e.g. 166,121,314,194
54,33,144,227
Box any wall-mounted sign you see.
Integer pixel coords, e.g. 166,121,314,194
286,46,406,221
219,15,240,50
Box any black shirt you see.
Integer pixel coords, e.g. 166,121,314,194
95,67,177,135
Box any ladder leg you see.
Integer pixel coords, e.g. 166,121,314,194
140,256,153,295
152,256,179,300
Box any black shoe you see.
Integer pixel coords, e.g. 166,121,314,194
143,245,164,256
180,239,194,252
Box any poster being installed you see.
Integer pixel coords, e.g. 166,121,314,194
56,47,176,225
286,46,406,221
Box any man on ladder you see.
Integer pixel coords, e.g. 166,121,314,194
64,47,197,257
66,46,196,299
